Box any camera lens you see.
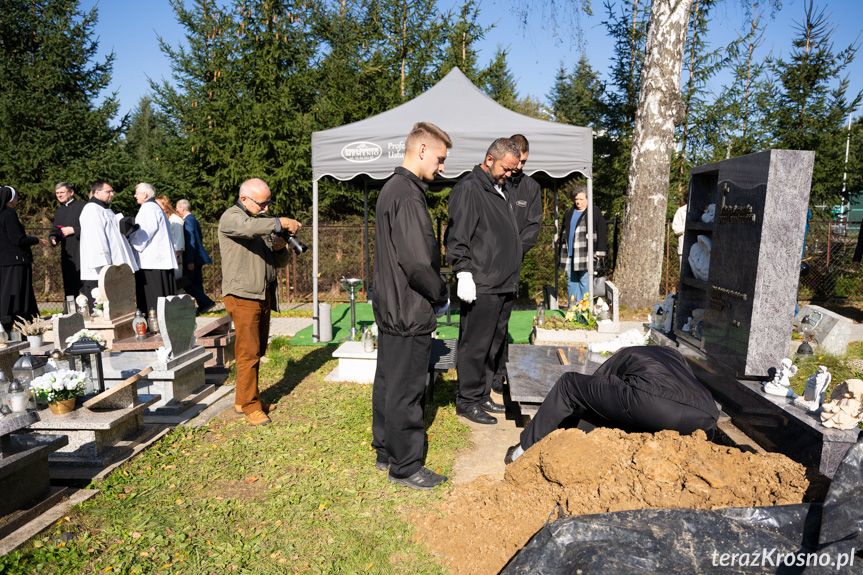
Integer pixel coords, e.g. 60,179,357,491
287,235,307,254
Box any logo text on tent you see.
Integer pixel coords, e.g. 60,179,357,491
388,140,406,159
341,142,383,163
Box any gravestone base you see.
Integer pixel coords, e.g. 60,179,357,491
325,342,377,384
0,485,69,541
83,315,135,349
26,396,162,467
657,334,858,479
0,432,69,517
101,347,213,415
532,326,628,345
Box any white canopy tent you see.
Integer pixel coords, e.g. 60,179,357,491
309,67,595,340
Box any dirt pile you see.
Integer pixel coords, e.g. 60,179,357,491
414,427,809,575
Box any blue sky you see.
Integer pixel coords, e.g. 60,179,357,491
81,0,861,123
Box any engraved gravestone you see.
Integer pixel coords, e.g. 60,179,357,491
157,295,196,358
52,313,85,351
98,264,136,321
675,150,814,377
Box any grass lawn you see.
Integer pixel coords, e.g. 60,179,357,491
0,337,469,574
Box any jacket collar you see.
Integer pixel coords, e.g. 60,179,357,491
394,166,429,192
472,164,504,194
88,197,110,209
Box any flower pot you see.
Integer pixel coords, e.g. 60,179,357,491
27,334,43,351
49,397,76,415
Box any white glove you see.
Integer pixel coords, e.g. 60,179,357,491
457,272,476,303
434,298,450,318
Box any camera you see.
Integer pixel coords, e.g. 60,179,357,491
276,228,308,254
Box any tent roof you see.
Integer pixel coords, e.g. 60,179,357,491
311,67,592,182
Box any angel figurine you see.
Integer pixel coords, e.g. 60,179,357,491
821,379,863,430
763,358,799,398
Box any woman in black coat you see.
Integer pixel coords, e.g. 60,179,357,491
0,186,46,333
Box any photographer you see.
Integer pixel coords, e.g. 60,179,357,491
218,178,300,426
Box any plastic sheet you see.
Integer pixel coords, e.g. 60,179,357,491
501,443,863,575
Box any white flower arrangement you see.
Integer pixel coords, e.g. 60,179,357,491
29,369,88,403
65,329,106,347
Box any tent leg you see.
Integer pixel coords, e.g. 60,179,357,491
587,176,594,302
554,182,559,307
364,180,370,302
313,179,319,342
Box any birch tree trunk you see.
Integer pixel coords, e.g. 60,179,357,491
614,0,692,309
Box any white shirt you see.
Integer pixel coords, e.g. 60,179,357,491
168,213,185,253
129,200,179,270
672,205,688,256
79,201,141,280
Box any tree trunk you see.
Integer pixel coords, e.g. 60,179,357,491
614,0,692,309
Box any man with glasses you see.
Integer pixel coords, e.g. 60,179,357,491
218,178,300,427
445,138,522,425
79,180,140,307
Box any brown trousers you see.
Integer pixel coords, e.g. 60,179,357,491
224,292,272,414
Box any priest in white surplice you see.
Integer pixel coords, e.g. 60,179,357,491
79,180,141,308
129,183,178,314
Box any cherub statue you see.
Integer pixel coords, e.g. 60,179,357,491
821,379,863,430
763,358,799,398
701,204,716,223
793,365,832,412
688,235,711,281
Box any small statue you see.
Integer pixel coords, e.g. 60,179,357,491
793,365,832,412
648,294,675,333
75,294,91,319
681,316,693,333
688,235,711,281
701,204,716,223
821,379,863,430
762,358,799,398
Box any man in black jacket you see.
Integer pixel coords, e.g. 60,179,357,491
371,122,451,490
445,138,522,425
504,346,720,464
48,182,86,299
492,134,543,393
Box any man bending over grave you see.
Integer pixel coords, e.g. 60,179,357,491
505,346,719,464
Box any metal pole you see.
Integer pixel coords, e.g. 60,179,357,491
363,180,370,297
313,179,319,342
554,181,559,302
587,176,594,301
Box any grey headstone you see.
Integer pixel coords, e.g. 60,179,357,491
157,295,196,358
675,149,814,377
52,313,85,351
794,305,853,356
99,264,137,320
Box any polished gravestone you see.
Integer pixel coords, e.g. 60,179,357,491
507,345,608,414
0,411,68,519
675,149,813,378
83,264,137,347
100,295,213,415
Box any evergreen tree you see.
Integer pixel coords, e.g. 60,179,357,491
0,0,122,215
437,0,492,83
151,0,319,220
767,0,861,205
547,56,604,128
483,46,519,110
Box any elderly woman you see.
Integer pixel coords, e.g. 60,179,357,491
155,195,185,277
0,185,48,333
557,187,607,304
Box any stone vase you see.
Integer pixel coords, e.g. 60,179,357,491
49,397,76,415
27,334,43,350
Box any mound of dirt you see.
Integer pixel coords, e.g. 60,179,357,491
413,427,809,575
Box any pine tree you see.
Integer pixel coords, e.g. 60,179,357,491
437,0,492,83
767,0,861,205
547,57,605,128
483,46,519,110
0,0,122,215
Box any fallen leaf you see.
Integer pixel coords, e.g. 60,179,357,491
244,476,258,484
131,532,141,539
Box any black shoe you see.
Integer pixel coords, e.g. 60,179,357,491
479,399,506,414
388,467,448,490
491,378,504,394
456,404,498,424
504,444,519,465
375,461,389,472
196,303,216,315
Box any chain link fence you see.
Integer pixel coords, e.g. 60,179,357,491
27,219,861,307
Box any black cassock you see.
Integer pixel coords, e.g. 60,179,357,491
51,198,86,298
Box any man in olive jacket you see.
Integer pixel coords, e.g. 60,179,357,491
218,178,300,426
372,122,451,491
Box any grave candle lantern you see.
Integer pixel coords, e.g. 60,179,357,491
66,337,106,394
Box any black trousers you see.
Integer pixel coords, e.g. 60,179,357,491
520,370,717,450
135,268,177,314
492,298,515,385
371,332,431,478
183,265,215,310
456,292,514,410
